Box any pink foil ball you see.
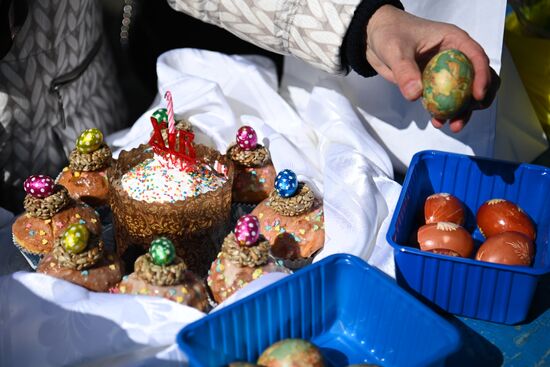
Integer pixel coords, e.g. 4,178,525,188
24,175,55,198
236,126,257,151
235,214,260,246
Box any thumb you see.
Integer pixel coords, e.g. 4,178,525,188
389,57,423,101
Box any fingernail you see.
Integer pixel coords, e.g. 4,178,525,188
404,80,422,100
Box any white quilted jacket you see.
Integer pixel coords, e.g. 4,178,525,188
167,0,362,73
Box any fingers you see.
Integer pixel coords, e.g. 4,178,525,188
449,110,472,133
439,68,499,133
470,68,501,110
453,33,491,102
431,109,473,133
431,117,444,129
390,56,423,101
369,48,423,98
370,38,423,100
366,48,396,83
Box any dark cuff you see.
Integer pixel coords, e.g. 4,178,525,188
341,0,404,77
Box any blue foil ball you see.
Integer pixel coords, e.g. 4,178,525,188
275,169,298,198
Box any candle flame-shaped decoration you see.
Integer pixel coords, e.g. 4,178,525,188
148,91,196,171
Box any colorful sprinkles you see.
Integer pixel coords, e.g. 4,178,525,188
121,157,227,203
258,208,324,245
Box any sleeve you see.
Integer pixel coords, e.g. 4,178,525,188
341,0,404,77
166,0,402,75
166,0,362,74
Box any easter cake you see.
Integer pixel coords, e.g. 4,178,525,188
111,237,209,311
37,223,123,292
227,126,276,204
207,214,290,303
251,169,325,269
12,175,101,255
57,128,112,207
109,96,233,276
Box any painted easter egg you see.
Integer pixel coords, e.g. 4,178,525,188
23,175,55,198
417,222,474,258
275,169,298,198
476,199,535,240
424,193,465,225
149,237,176,266
235,214,260,246
422,49,473,120
258,339,325,367
62,223,90,254
236,126,258,151
76,128,103,154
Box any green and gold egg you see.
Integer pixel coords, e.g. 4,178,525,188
76,128,104,154
149,237,176,266
258,339,325,367
62,223,90,254
422,49,473,120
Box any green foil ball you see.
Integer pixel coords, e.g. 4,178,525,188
422,49,473,120
152,108,169,124
149,237,176,266
62,223,90,254
76,128,104,154
258,339,325,367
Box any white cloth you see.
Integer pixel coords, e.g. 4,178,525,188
3,5,544,363
108,49,401,275
0,48,402,366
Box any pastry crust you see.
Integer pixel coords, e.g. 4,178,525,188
57,169,110,207
232,164,276,204
12,215,54,254
12,201,101,255
114,272,209,312
37,250,123,292
251,198,324,259
207,252,289,304
51,202,102,239
109,144,234,277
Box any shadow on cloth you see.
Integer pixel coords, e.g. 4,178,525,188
0,275,184,366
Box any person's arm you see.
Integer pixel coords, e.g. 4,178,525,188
363,5,499,132
167,1,498,131
166,0,401,74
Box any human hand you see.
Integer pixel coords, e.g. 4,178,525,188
365,5,500,132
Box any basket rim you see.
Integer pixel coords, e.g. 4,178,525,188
176,253,462,366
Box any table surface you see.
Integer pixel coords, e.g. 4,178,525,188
2,207,549,367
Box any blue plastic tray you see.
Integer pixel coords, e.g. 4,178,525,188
177,254,460,367
387,150,550,324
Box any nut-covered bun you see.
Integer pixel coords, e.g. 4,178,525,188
37,250,123,292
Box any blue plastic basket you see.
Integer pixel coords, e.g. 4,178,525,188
177,254,460,367
387,150,550,324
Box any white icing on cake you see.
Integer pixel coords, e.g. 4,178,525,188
121,157,227,203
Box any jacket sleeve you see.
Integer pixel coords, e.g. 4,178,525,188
166,0,363,74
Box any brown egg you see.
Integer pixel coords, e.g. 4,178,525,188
417,222,474,258
476,199,535,240
424,193,465,225
476,231,534,266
